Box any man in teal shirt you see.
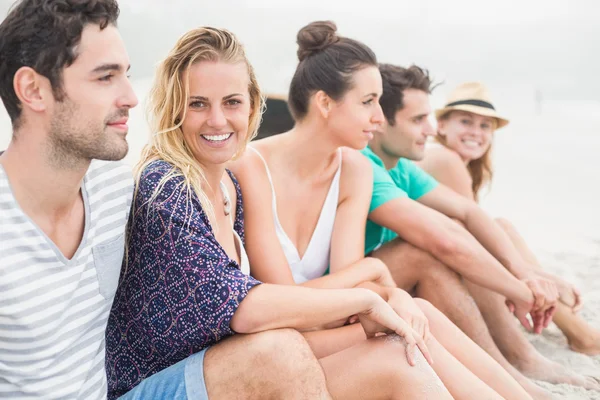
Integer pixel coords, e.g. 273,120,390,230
360,64,587,394
363,146,438,254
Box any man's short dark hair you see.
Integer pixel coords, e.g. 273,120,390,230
0,0,120,128
379,64,433,126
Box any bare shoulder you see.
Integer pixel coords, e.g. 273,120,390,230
340,147,371,176
339,147,373,198
427,146,464,169
419,146,474,197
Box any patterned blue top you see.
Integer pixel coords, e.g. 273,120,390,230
105,160,261,399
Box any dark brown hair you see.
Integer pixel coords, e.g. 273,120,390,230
0,0,120,128
287,21,377,121
379,64,433,126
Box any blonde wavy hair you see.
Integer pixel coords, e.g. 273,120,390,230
436,111,497,202
134,27,264,224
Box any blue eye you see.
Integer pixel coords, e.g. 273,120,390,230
226,99,241,106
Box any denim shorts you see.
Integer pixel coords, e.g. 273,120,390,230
118,348,210,400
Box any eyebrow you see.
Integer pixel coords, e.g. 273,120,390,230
189,93,244,101
91,64,131,74
363,93,379,98
413,112,430,119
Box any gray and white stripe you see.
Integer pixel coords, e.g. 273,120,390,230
0,160,133,400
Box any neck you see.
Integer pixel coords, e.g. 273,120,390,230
197,160,228,204
369,138,400,170
0,133,90,217
281,119,341,178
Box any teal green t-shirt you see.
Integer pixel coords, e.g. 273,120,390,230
361,146,439,254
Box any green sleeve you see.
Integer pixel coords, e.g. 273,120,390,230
369,159,408,213
404,160,439,200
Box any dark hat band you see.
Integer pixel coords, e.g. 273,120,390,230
445,99,495,110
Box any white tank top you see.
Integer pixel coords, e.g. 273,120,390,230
249,147,342,283
219,180,251,275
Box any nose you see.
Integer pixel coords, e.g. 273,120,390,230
372,103,385,125
117,77,139,109
423,118,436,137
207,105,227,129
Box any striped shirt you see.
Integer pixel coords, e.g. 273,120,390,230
0,161,133,400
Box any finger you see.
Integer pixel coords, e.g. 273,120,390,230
573,289,584,313
505,299,515,314
423,321,431,342
543,307,555,328
415,336,434,366
515,310,532,332
529,283,546,310
415,319,426,340
399,332,418,366
532,312,544,334
549,284,559,303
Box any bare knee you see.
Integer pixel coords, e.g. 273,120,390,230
403,244,459,280
413,298,437,315
368,336,446,397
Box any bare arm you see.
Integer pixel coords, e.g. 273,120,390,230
231,285,377,332
231,284,433,366
369,196,532,305
417,151,532,279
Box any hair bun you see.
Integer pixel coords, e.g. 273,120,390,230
296,21,339,62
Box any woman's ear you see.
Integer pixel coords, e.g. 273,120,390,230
436,119,446,136
313,90,332,119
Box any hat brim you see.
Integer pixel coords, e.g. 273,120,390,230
435,105,509,129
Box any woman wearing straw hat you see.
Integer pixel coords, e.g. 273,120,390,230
419,82,600,357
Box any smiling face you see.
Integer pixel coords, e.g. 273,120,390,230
326,65,385,149
377,89,435,161
180,60,251,167
47,23,138,163
437,110,496,162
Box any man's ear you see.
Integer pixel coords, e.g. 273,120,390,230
314,90,333,119
13,67,53,113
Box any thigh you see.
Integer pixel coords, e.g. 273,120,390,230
203,329,325,400
370,238,429,293
118,348,209,400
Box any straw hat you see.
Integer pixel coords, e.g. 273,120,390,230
435,82,509,129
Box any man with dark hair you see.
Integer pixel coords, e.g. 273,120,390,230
0,1,137,398
362,63,598,395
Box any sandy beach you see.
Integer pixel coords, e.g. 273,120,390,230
480,112,600,399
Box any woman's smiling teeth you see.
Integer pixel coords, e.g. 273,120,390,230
462,139,481,149
201,133,233,142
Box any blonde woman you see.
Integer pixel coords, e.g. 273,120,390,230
232,21,534,400
105,27,454,400
418,81,600,357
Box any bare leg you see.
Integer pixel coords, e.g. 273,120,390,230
496,217,600,355
372,238,551,399
320,332,508,400
204,329,332,399
553,306,600,356
466,281,600,391
414,298,535,400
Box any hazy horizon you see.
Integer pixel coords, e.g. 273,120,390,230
1,0,599,118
